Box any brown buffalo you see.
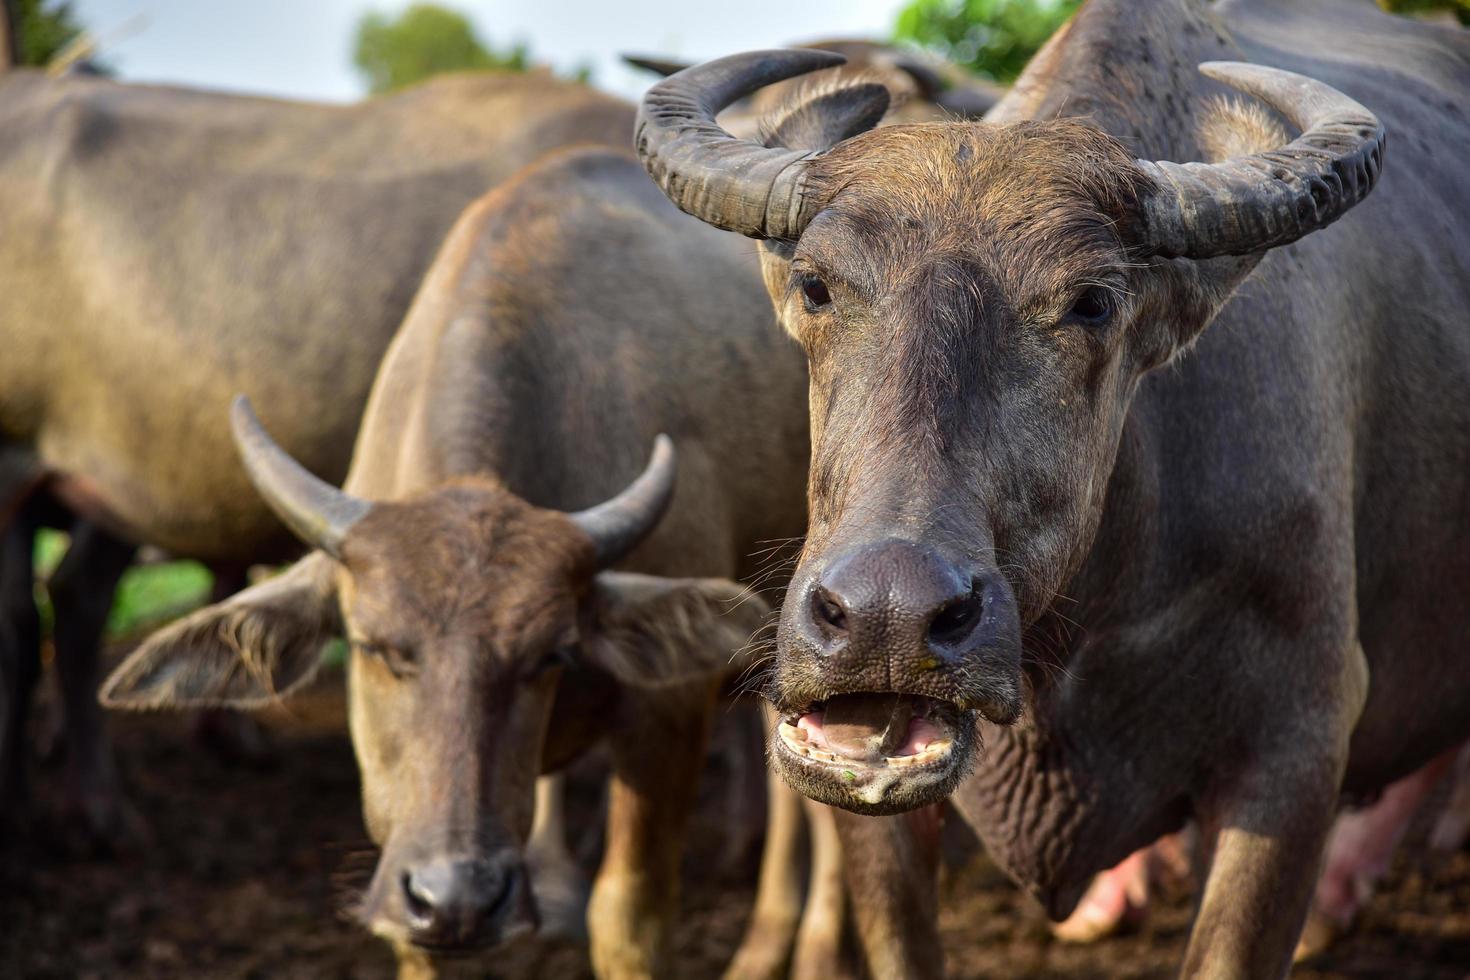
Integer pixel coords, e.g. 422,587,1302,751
101,143,805,976
637,0,1470,974
0,46,631,845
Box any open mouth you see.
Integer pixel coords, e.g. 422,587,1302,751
772,692,977,815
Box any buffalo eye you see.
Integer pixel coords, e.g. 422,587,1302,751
800,276,832,311
353,639,417,678
527,635,578,680
1067,286,1113,327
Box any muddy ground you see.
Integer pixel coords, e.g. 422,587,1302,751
3,659,1469,980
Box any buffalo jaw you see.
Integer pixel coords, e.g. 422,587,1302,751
770,693,980,815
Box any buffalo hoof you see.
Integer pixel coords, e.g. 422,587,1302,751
1051,832,1191,944
723,918,797,980
1430,807,1470,853
1050,851,1147,944
1293,909,1340,963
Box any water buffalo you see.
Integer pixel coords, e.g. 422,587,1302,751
635,0,1470,974
624,38,1004,131
100,143,807,977
0,52,631,844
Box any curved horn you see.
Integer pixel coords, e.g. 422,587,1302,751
1138,62,1385,260
622,53,693,78
887,55,1003,119
635,48,846,240
934,79,1005,120
570,435,676,569
230,396,371,560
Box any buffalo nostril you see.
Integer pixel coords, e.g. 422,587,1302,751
402,871,435,927
811,586,849,634
487,864,517,917
928,586,984,646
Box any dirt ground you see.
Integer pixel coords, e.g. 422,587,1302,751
4,659,1469,980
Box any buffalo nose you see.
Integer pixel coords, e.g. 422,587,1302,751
401,857,527,948
807,539,1010,660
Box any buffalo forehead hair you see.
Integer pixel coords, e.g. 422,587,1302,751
797,120,1152,455
345,478,594,651
806,119,1152,290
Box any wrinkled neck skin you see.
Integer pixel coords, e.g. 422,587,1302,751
954,411,1192,917
947,0,1246,916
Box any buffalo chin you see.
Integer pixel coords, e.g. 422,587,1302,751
772,695,978,815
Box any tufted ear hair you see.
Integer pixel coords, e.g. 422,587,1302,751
582,572,772,689
101,553,340,710
761,82,891,152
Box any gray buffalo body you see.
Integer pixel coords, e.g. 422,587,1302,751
633,0,1470,974
0,68,632,552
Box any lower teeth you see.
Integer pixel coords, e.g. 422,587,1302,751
779,726,951,767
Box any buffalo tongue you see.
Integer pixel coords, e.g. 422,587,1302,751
821,693,916,762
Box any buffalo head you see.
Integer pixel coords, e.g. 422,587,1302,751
635,50,1383,814
103,397,762,954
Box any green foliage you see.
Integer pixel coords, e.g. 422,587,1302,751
12,0,85,66
893,0,1081,83
894,0,1467,81
353,2,529,94
33,530,213,640
107,560,212,637
1379,0,1470,24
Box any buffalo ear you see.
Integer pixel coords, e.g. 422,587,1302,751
101,553,341,711
761,82,890,152
582,572,772,689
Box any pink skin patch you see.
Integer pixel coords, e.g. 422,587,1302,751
1313,748,1458,926
1051,833,1191,944
1051,849,1148,944
796,711,945,758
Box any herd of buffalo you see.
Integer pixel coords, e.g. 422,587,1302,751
2,0,1468,976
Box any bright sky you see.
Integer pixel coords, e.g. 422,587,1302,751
69,0,906,102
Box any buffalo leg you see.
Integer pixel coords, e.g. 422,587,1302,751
790,798,851,980
725,758,806,980
588,679,717,978
47,518,138,847
1051,846,1152,943
0,499,42,835
832,803,945,979
1296,746,1458,960
1429,743,1470,852
526,772,590,942
1184,719,1361,975
1052,831,1193,943
718,697,769,873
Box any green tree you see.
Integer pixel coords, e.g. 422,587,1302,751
353,2,529,94
893,0,1080,84
895,0,1467,82
1380,0,1469,24
12,0,85,66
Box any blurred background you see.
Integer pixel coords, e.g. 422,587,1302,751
19,0,1466,101
23,0,1084,101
